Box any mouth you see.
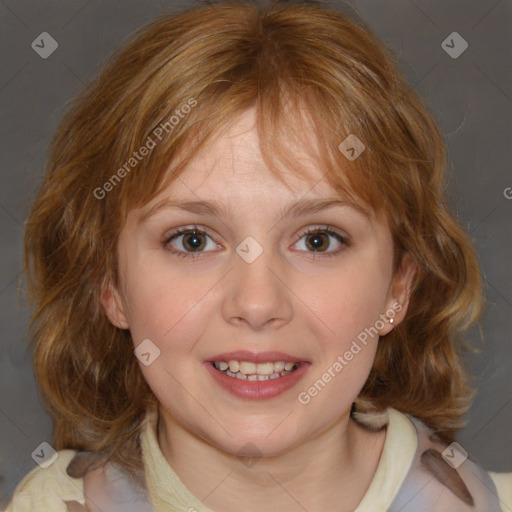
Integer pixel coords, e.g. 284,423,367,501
205,352,310,400
210,360,302,381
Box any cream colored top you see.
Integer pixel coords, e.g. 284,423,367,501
4,407,512,512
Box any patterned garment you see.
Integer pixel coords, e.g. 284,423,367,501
63,414,502,512
387,415,501,511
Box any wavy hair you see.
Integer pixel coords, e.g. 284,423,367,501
23,0,483,477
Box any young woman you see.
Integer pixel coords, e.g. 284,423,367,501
7,1,511,510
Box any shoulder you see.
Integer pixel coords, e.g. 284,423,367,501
4,450,86,512
390,410,510,512
489,471,512,512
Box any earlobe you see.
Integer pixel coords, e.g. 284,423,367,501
101,280,129,329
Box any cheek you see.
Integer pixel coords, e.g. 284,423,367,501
120,261,187,341
296,267,386,415
296,251,392,411
124,263,213,406
121,255,221,359
304,260,390,347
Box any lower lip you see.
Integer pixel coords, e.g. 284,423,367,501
204,362,310,400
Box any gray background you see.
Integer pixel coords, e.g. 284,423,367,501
0,0,511,508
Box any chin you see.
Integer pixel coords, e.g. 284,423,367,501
207,420,302,457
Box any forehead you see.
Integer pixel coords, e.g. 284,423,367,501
148,108,356,208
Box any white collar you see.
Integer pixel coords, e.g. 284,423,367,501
140,406,418,512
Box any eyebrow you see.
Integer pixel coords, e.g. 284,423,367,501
139,196,371,224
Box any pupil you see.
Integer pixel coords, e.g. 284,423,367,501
308,233,327,251
185,232,204,251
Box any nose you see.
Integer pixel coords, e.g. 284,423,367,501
221,243,293,331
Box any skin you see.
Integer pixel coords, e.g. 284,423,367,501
102,108,416,512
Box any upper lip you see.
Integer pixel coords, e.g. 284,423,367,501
208,350,308,364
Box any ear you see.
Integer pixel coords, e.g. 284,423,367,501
101,279,130,329
379,252,417,336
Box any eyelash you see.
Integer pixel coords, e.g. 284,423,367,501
162,224,350,261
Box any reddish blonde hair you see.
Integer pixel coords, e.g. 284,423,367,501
23,0,483,475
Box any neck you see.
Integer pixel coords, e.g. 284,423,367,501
156,408,386,512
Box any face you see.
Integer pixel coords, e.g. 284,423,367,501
102,108,414,458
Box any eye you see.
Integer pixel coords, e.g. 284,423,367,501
163,225,220,260
293,226,349,258
162,224,350,260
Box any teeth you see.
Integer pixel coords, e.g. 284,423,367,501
255,362,274,375
213,360,300,380
239,361,256,375
273,361,285,372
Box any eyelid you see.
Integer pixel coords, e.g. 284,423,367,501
162,225,219,261
294,225,350,243
162,224,217,245
292,225,350,258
